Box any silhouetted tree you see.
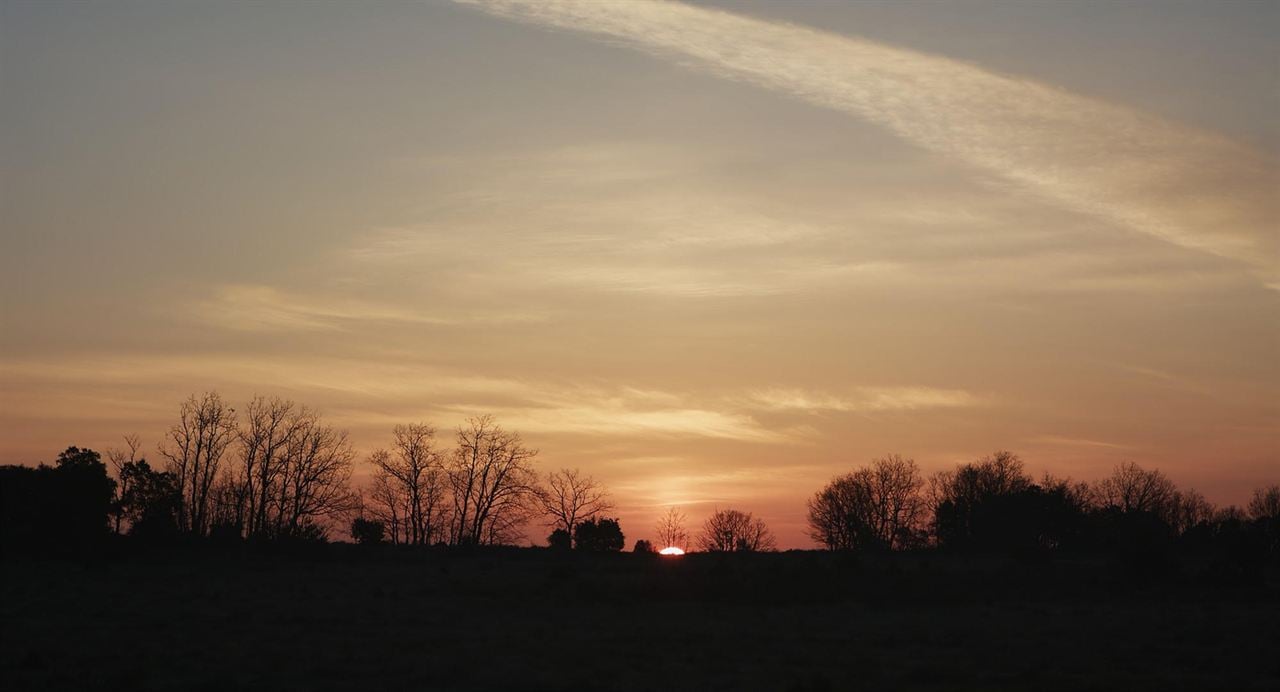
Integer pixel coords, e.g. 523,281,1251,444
0,465,44,549
159,392,238,536
633,539,656,554
1032,474,1095,550
447,415,540,546
1064,463,1192,569
928,453,1094,553
1247,485,1280,521
930,451,1034,550
350,517,386,545
1088,462,1184,562
547,527,572,550
117,458,180,539
808,454,925,551
655,506,690,551
367,424,449,545
106,434,144,534
1094,462,1178,520
1247,485,1280,560
207,469,245,539
366,461,407,545
276,416,357,539
0,447,116,552
235,396,305,538
698,509,776,552
54,447,118,544
573,517,624,552
1168,488,1216,535
808,472,875,551
194,400,358,541
539,468,613,547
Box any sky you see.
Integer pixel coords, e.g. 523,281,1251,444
2,0,1277,547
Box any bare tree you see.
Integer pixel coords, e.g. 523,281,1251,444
808,473,872,550
107,434,182,537
236,396,305,537
1247,485,1280,520
867,454,925,549
928,450,1034,547
929,451,1032,513
448,415,540,546
1169,488,1215,535
1215,505,1248,523
1040,473,1096,512
208,468,243,534
365,454,408,544
106,434,143,534
1094,462,1178,519
698,508,776,552
158,392,238,536
367,424,449,546
655,506,690,550
274,415,356,538
807,455,925,551
539,468,613,545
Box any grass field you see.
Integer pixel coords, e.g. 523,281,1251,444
4,548,1278,691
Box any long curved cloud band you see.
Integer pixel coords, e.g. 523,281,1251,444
456,0,1278,285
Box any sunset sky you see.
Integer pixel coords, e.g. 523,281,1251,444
2,0,1277,547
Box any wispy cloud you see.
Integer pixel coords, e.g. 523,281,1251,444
444,402,779,442
0,355,785,443
1030,435,1132,450
198,284,547,331
744,386,982,413
457,0,1278,284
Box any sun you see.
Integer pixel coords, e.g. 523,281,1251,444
659,546,685,556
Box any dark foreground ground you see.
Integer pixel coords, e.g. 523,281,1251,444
3,547,1278,691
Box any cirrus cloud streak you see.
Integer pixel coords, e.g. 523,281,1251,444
457,0,1278,284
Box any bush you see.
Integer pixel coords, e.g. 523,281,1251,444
547,528,572,550
351,518,386,545
574,517,624,552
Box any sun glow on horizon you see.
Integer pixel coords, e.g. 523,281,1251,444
659,546,686,556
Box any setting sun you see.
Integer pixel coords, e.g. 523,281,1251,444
659,547,685,556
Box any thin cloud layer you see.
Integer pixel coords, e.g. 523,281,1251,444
746,387,981,414
458,0,1279,284
199,285,547,332
0,354,786,443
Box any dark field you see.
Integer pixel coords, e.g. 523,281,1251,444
4,548,1278,691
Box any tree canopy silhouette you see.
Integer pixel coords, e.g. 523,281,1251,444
573,517,624,552
698,509,776,552
807,454,925,551
1,446,115,552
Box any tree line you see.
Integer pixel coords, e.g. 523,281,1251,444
805,451,1280,571
1,391,1277,570
0,392,620,552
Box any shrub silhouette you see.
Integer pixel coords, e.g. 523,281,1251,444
1,447,115,553
573,517,624,552
116,459,180,540
351,518,386,545
547,527,572,550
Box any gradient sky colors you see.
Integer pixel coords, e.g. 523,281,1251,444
2,0,1277,546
